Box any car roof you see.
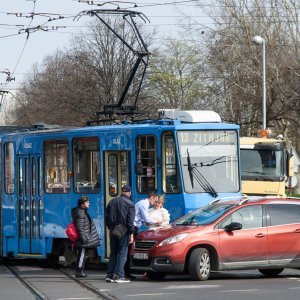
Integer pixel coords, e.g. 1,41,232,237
212,196,300,207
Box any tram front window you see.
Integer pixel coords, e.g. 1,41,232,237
163,133,181,193
177,130,239,194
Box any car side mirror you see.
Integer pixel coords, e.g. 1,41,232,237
224,222,242,232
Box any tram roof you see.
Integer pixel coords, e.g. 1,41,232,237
2,119,239,139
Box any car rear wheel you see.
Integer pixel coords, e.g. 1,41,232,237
258,268,284,277
188,248,211,281
147,271,166,280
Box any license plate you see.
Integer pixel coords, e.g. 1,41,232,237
133,252,149,260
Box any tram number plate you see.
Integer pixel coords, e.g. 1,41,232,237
133,252,148,260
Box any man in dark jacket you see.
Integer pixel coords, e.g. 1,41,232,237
72,195,100,278
105,185,135,283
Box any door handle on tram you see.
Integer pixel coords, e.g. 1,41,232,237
293,229,300,233
255,233,265,238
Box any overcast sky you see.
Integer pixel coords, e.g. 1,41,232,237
0,0,207,116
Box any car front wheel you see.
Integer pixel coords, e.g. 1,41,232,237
188,248,211,281
258,268,284,277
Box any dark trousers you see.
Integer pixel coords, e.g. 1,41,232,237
124,226,139,276
107,233,130,278
76,247,86,271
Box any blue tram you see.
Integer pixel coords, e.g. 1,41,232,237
0,110,240,261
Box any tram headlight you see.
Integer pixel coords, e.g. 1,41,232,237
158,233,189,247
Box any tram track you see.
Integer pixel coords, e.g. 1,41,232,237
5,263,47,300
57,267,116,300
4,261,116,300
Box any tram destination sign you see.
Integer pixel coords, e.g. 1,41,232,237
178,130,236,145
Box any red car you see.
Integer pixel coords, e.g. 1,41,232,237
130,197,300,281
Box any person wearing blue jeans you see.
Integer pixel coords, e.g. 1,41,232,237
107,233,130,281
105,185,135,283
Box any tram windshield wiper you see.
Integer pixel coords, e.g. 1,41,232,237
187,149,194,188
191,168,218,198
185,148,218,198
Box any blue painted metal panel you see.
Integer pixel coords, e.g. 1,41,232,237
0,117,240,260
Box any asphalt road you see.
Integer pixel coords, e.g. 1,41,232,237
1,262,300,300
93,269,300,300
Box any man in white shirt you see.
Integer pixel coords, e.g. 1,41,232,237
134,191,162,229
125,191,162,280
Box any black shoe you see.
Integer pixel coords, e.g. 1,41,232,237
126,274,136,281
75,270,87,278
111,275,119,282
105,274,114,282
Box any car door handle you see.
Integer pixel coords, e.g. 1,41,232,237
294,229,300,233
255,233,265,238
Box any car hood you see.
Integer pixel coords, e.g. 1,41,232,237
136,225,205,242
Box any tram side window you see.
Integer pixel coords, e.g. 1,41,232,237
108,154,118,197
38,157,42,196
73,137,100,194
4,142,15,194
136,135,157,194
44,140,70,193
32,158,36,196
162,133,181,193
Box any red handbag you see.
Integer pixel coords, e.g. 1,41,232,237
66,222,79,243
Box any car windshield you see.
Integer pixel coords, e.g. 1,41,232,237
174,203,235,226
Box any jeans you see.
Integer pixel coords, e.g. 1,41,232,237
107,233,130,278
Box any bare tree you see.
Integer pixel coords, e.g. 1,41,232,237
194,0,300,142
11,16,154,126
148,39,207,112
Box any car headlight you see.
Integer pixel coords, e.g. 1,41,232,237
158,233,189,247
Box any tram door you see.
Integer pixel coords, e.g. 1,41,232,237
18,155,42,255
104,151,130,257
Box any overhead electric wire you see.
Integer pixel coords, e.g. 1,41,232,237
1,0,299,91
0,32,23,39
0,0,37,94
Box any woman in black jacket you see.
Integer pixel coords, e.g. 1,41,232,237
72,196,100,278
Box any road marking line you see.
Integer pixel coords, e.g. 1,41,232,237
17,266,43,271
56,298,97,300
289,287,300,290
219,289,259,293
164,285,220,289
126,293,176,297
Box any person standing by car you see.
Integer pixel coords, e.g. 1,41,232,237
134,191,163,230
148,195,170,228
105,185,135,283
72,195,100,278
125,191,163,280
